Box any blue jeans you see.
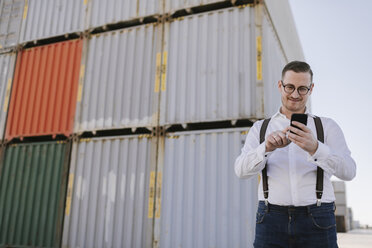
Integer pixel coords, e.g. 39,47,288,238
254,201,338,248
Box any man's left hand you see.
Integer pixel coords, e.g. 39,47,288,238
287,121,318,156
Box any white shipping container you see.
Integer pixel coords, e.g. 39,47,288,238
264,0,304,61
262,9,286,116
62,135,156,248
19,0,87,43
88,0,162,30
74,24,160,133
165,0,227,14
154,128,258,248
0,0,24,50
159,6,286,126
0,52,16,141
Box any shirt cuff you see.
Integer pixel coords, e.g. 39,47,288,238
257,142,273,161
308,141,331,163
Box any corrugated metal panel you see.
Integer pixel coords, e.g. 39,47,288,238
75,24,159,133
62,135,155,248
0,0,25,50
159,6,263,125
5,39,83,141
264,0,304,61
89,0,161,29
155,128,258,248
0,52,16,141
0,141,70,247
19,0,86,43
262,10,286,117
165,0,227,14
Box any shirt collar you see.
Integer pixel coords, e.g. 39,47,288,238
272,107,314,120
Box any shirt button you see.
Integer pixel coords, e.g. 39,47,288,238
314,159,318,162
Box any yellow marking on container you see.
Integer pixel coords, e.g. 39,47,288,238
256,36,262,81
65,174,74,216
80,65,85,79
3,78,12,112
155,53,161,92
23,0,29,19
258,174,261,184
84,0,88,5
0,44,2,49
155,171,162,218
80,138,92,143
148,171,155,218
77,84,83,102
161,51,167,92
139,134,151,139
77,65,85,102
241,130,249,135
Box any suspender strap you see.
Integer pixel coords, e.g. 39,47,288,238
260,119,271,204
314,116,324,206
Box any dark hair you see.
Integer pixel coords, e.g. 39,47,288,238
282,61,313,82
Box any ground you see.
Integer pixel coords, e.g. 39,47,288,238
338,229,372,248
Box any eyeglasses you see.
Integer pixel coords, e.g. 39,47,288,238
280,80,312,96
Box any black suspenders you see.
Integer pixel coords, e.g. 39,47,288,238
259,116,324,206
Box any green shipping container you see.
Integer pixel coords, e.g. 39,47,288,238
0,141,70,247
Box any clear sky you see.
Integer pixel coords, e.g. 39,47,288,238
288,0,372,226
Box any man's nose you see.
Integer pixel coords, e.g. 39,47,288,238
291,89,300,98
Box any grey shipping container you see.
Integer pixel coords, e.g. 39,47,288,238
154,128,258,248
0,141,70,247
19,0,87,43
0,0,25,51
0,52,16,141
62,135,156,248
159,5,286,126
88,0,162,30
74,23,160,133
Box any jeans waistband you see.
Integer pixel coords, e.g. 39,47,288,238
258,201,335,213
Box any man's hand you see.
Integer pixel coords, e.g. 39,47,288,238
265,129,291,152
287,121,318,155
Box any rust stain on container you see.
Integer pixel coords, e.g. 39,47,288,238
5,39,83,141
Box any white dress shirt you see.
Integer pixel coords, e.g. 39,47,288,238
234,110,356,206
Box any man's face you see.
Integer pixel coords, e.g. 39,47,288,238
278,70,313,114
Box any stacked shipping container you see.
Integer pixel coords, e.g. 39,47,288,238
155,128,258,247
62,135,155,248
0,142,70,247
74,24,160,133
0,52,16,140
0,0,303,247
5,39,83,140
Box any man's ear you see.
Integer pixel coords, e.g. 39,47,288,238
309,83,314,95
278,80,282,92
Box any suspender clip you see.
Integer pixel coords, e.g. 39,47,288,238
316,199,321,206
264,199,268,206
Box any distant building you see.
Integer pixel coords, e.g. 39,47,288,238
332,181,352,232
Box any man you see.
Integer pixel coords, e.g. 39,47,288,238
234,61,356,248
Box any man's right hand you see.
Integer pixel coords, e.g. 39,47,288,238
265,129,291,152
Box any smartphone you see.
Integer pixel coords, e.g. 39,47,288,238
290,113,307,133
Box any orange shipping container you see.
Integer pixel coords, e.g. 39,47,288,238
5,39,83,141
